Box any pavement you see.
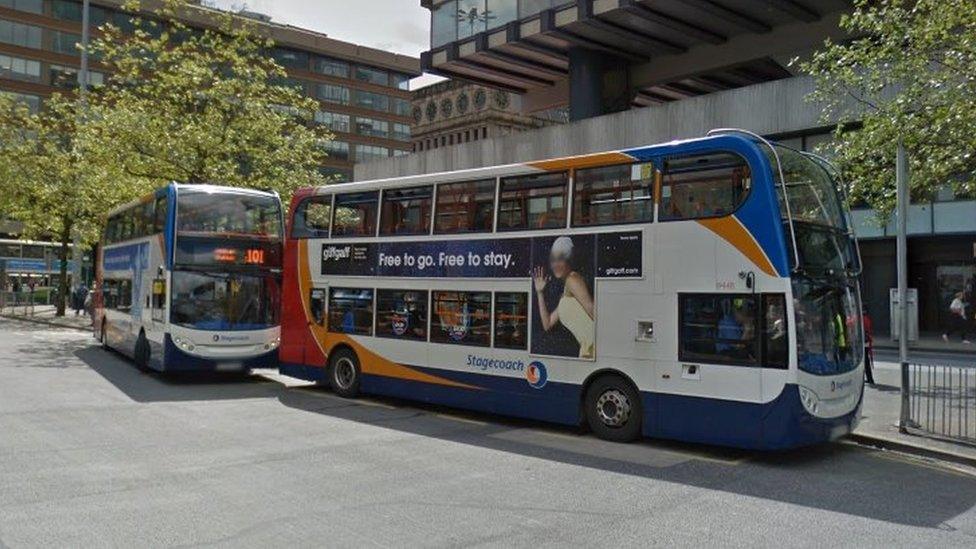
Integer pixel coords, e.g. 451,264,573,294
0,304,93,331
1,318,976,547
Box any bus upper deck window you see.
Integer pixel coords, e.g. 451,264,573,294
380,186,433,236
660,152,751,221
293,196,332,239
573,162,654,227
498,172,568,231
332,191,378,238
434,179,496,234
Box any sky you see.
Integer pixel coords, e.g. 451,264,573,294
209,0,445,88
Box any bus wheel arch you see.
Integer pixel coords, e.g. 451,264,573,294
327,345,361,398
580,369,643,442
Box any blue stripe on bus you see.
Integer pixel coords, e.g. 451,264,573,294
278,362,861,450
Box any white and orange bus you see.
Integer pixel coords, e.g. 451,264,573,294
277,130,865,449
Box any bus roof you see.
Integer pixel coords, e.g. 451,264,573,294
302,133,765,197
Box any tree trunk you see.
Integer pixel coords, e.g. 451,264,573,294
56,220,72,317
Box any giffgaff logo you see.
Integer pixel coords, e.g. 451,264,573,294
322,245,352,262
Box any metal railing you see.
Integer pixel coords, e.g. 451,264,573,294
908,363,976,445
0,290,57,316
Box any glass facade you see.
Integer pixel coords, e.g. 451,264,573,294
431,0,532,47
315,111,351,133
356,117,389,138
0,19,42,49
355,144,389,163
0,0,43,14
0,53,40,82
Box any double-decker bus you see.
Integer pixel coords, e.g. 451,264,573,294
278,130,864,450
95,184,283,373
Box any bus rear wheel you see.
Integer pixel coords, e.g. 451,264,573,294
328,348,361,398
585,375,642,443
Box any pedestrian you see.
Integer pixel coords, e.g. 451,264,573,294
942,291,972,345
861,308,875,385
72,284,88,316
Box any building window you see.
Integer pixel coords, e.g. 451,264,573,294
332,191,378,238
49,64,104,89
498,172,568,231
434,179,495,234
328,288,374,336
0,0,42,14
355,145,389,163
392,123,411,141
291,195,332,239
660,152,751,221
494,292,528,350
355,90,389,112
376,290,429,341
317,83,350,105
50,30,81,55
0,54,40,82
573,162,655,227
314,111,351,133
393,149,408,157
3,91,40,112
393,98,411,117
313,56,349,78
392,73,411,91
319,166,352,183
355,117,389,138
431,0,458,48
0,19,41,49
272,47,309,70
381,186,432,236
679,294,759,366
457,0,487,39
321,140,349,161
355,65,388,86
431,291,491,347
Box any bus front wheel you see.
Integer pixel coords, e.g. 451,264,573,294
328,348,361,398
135,332,151,372
584,375,642,443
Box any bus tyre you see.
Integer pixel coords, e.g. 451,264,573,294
585,375,642,443
100,321,109,350
328,348,361,398
135,333,151,372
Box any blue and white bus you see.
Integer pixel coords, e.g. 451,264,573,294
95,184,283,373
279,130,865,450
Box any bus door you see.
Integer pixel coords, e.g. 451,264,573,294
150,277,166,324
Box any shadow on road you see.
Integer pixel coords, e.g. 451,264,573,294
74,346,284,403
276,385,976,529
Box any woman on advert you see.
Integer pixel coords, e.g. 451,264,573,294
532,236,595,358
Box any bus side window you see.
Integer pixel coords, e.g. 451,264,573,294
309,288,326,326
573,162,655,227
154,196,168,234
762,294,789,369
493,292,528,350
328,287,373,335
660,152,751,221
434,179,496,234
380,186,433,236
679,294,759,366
293,196,332,239
498,172,568,231
332,192,378,238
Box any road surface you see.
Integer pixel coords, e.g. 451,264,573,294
0,318,975,547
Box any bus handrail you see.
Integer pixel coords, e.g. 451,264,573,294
706,128,801,273
799,150,864,278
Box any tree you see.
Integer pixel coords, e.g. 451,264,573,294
0,94,146,315
802,0,976,215
84,0,331,198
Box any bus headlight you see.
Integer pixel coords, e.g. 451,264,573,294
265,337,281,351
798,386,820,415
173,336,195,352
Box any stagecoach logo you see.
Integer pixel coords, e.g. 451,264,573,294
831,379,854,393
526,361,548,389
322,245,352,262
212,334,251,343
213,334,220,342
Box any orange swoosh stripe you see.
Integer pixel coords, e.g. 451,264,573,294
528,152,635,172
697,217,778,277
297,240,480,390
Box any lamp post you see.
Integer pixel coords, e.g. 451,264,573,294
70,0,91,292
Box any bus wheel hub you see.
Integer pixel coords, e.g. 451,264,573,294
334,358,356,389
596,390,631,427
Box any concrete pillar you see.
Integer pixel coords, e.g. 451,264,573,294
568,47,633,122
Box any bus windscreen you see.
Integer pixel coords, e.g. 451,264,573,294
177,191,282,239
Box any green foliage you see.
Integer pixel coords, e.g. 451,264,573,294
802,0,976,215
84,0,331,199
